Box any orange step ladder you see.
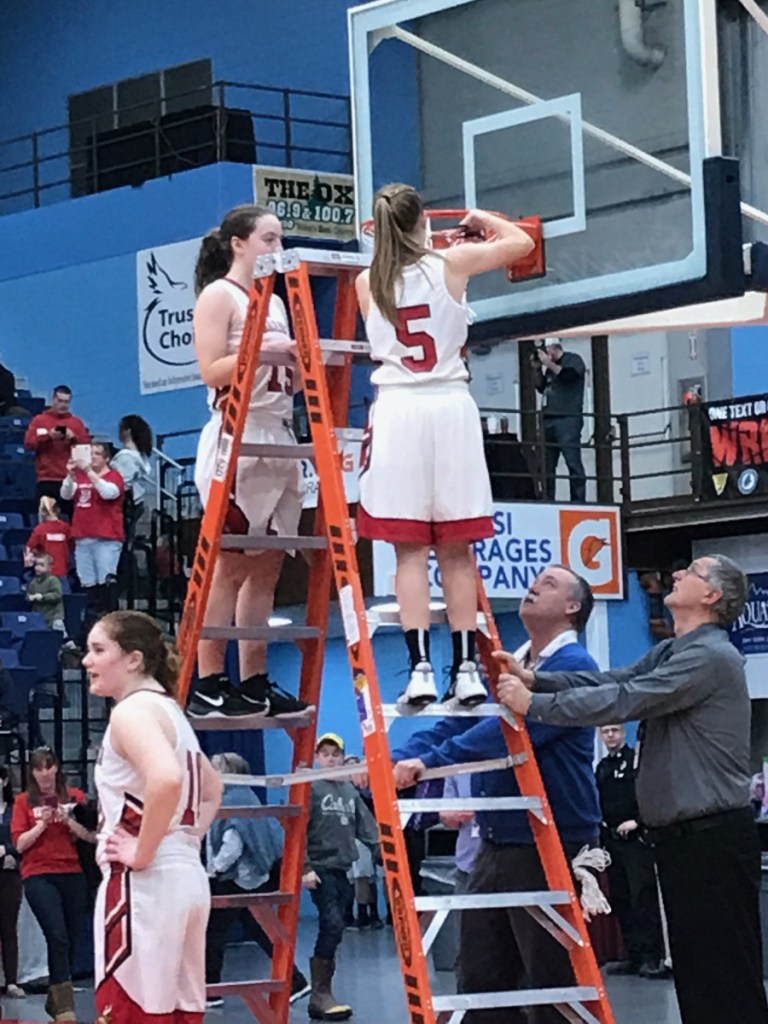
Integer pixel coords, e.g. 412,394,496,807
175,244,616,1024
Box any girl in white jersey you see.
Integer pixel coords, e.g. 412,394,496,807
356,184,534,707
189,204,309,721
85,610,222,1024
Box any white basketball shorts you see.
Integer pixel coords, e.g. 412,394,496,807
358,383,493,544
195,412,303,540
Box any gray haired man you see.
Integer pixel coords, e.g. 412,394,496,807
495,554,766,1024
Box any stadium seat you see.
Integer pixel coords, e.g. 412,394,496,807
0,647,20,669
0,594,27,613
0,512,24,530
3,462,36,497
1,610,48,640
0,528,32,550
20,629,62,682
0,629,11,647
6,666,37,720
0,577,21,597
0,498,35,517
0,559,24,578
63,593,88,641
2,444,31,460
0,415,30,428
0,544,6,560
0,427,25,445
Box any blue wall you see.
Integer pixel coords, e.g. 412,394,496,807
731,325,768,397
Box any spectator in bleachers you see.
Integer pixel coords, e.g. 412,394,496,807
0,764,25,999
24,497,72,579
26,553,66,634
24,385,90,510
0,361,28,418
11,747,94,1022
61,442,125,621
111,414,153,544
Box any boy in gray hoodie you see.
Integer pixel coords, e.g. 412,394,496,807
303,733,379,1021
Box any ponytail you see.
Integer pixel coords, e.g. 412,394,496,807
157,639,182,697
369,183,431,325
194,204,275,296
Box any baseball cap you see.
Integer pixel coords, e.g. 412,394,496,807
316,732,345,752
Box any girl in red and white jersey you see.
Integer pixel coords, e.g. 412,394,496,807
356,184,534,708
190,204,309,722
85,610,222,1024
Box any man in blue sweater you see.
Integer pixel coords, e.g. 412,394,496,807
392,565,600,1024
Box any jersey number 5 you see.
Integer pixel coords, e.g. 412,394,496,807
397,304,438,373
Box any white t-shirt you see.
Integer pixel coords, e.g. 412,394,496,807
365,253,471,387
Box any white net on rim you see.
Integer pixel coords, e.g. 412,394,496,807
359,213,441,253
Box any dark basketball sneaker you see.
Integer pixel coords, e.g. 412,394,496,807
187,674,267,718
240,674,313,719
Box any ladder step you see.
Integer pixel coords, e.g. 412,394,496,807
254,249,371,277
382,702,516,720
216,803,303,820
211,891,294,910
433,987,601,1013
219,534,328,551
207,979,285,997
398,797,542,813
240,442,314,459
200,625,321,642
192,710,315,732
415,891,571,912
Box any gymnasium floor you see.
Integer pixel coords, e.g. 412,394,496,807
0,918,695,1023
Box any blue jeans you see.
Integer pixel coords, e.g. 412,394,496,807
544,415,586,502
310,868,354,960
74,538,123,586
24,872,88,984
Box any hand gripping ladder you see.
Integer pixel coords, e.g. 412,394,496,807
175,245,615,1024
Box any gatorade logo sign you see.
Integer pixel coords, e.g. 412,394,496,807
559,509,622,595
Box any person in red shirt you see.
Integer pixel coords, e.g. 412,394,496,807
61,442,125,620
25,497,73,578
11,747,95,1021
24,386,90,509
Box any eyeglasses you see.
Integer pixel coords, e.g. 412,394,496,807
683,564,710,582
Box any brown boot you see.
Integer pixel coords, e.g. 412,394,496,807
44,981,77,1021
308,956,353,1021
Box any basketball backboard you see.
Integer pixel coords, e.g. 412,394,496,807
348,0,745,340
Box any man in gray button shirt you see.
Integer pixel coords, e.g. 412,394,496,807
494,553,767,1024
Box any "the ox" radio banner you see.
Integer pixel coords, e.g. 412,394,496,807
372,504,624,600
136,237,203,395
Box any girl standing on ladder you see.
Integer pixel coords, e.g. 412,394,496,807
356,184,534,708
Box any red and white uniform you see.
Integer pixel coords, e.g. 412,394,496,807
94,691,209,1022
358,254,493,544
27,518,73,576
194,277,303,540
69,469,125,541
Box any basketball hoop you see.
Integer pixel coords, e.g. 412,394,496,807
360,209,545,283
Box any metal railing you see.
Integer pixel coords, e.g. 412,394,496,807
0,80,351,215
478,401,715,512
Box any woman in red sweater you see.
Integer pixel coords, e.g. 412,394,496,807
11,747,95,1021
60,441,125,618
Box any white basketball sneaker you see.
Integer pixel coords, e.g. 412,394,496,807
442,660,487,709
397,661,439,709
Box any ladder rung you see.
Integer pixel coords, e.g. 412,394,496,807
200,625,321,642
415,891,572,912
207,979,285,997
216,803,302,820
240,442,314,459
432,987,601,1012
254,249,371,277
382,702,516,721
398,797,542,813
219,534,328,551
211,891,294,910
191,710,315,732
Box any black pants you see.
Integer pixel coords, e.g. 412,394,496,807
605,835,663,965
310,868,354,960
459,840,584,1024
206,872,305,986
24,872,88,984
543,416,586,502
36,480,72,521
654,808,768,1024
0,869,22,986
